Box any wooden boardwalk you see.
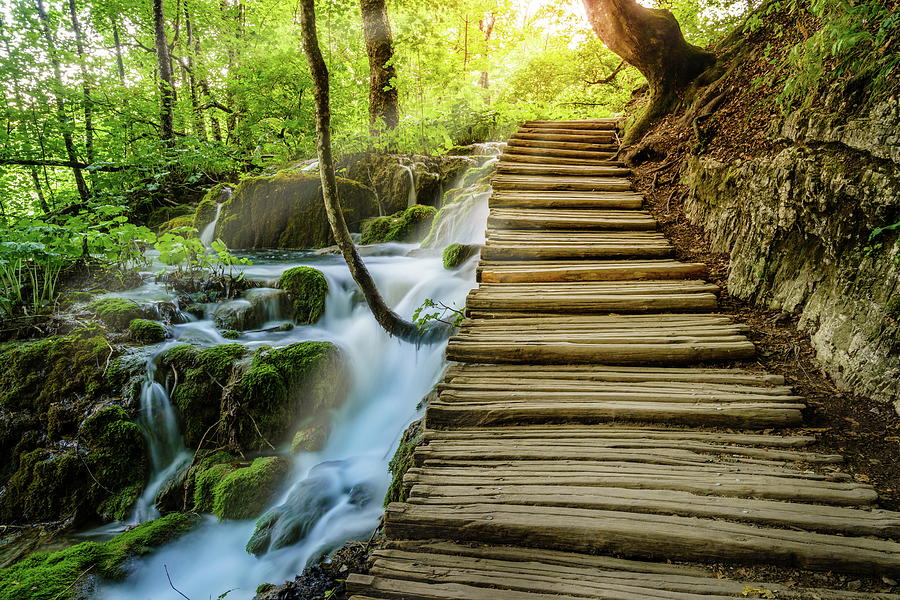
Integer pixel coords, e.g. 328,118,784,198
348,120,900,599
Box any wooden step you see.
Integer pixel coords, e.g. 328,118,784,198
488,208,656,230
497,163,631,177
349,542,900,600
512,131,617,143
499,153,621,166
444,364,784,386
447,314,757,365
505,145,621,160
492,174,632,192
467,281,720,314
384,502,900,576
507,137,617,151
490,191,643,209
483,231,672,260
478,259,707,283
524,119,620,130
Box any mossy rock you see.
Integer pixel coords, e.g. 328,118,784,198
221,329,242,339
158,343,247,448
213,299,261,331
211,456,290,520
290,423,329,453
360,204,438,244
215,172,377,249
277,266,328,325
238,341,345,450
147,204,194,228
88,297,146,331
385,419,423,506
441,243,480,269
128,318,167,344
158,214,196,235
0,513,198,600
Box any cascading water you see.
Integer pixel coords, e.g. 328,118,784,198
130,356,191,523
95,158,493,600
200,202,225,247
399,164,417,207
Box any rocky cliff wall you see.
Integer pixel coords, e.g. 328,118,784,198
682,97,900,408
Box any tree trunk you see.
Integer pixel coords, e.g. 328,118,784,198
359,0,399,133
153,0,176,143
582,0,715,144
299,0,441,343
183,5,208,141
67,0,94,164
34,0,90,203
29,168,50,213
478,12,494,95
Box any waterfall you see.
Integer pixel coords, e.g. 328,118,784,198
130,354,191,523
399,164,417,207
96,160,495,600
200,202,224,247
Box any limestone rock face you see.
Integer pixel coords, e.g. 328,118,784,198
682,97,900,407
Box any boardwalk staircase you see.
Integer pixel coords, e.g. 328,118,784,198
347,119,900,600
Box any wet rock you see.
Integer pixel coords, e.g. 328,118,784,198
88,297,148,331
128,318,167,344
441,243,481,269
277,266,328,325
213,299,261,331
360,205,437,244
290,423,330,453
207,456,290,520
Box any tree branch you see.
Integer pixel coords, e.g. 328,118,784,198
0,158,128,172
585,60,626,85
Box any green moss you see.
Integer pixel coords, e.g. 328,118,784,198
277,266,328,325
160,343,247,447
238,342,344,450
222,329,242,339
194,463,236,513
147,204,194,228
128,318,167,344
360,204,437,244
158,214,196,235
0,513,199,600
887,295,900,318
290,424,328,453
211,456,289,520
441,243,479,269
384,419,423,506
88,297,145,330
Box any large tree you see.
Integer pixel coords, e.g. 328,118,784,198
299,0,437,342
359,0,400,133
582,0,715,144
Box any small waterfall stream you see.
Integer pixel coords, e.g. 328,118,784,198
95,158,493,600
200,202,224,247
399,164,417,207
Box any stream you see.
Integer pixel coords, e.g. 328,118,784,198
92,157,494,599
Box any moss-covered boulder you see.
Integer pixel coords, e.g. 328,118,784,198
211,289,291,332
128,318,167,344
360,205,438,245
158,214,195,234
208,456,290,520
214,173,377,249
0,513,198,600
88,297,147,331
0,332,148,526
277,266,328,324
441,243,480,269
147,204,194,228
157,341,346,452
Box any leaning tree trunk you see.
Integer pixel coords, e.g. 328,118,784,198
359,0,400,133
299,0,439,342
153,0,176,143
582,0,715,144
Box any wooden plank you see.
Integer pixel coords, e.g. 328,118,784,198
497,163,631,177
467,292,719,313
498,152,620,166
492,174,633,192
488,208,657,230
383,502,900,576
490,191,643,209
423,427,813,446
506,138,617,151
505,145,625,160
443,364,785,385
478,259,707,282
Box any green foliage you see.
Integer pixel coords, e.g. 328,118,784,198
412,298,465,330
0,513,199,600
863,220,900,263
277,266,328,325
748,0,900,109
127,318,167,344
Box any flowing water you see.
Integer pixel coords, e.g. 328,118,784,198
200,202,225,246
399,163,417,207
93,162,491,600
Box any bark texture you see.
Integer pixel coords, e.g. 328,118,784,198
299,0,443,343
583,0,715,144
360,0,399,132
153,0,175,143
